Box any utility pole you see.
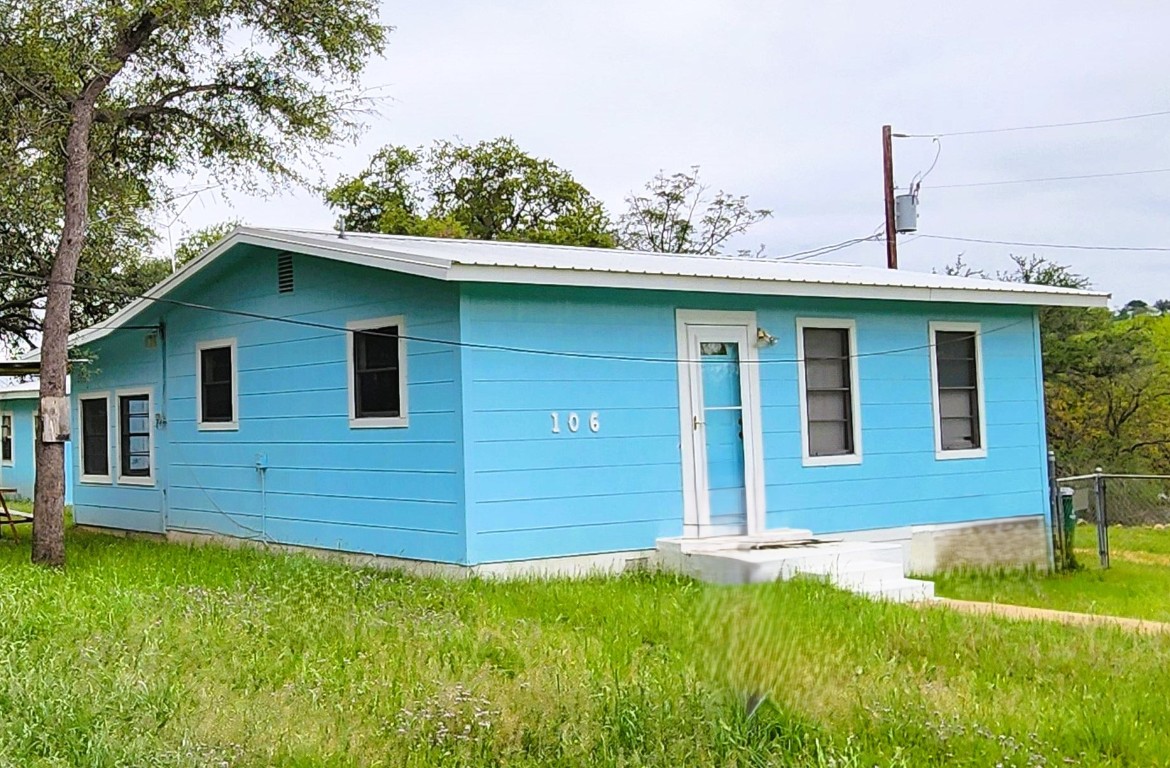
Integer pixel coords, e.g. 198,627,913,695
882,124,898,269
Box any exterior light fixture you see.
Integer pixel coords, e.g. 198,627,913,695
756,327,777,347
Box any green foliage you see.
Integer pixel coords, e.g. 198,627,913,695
979,255,1170,475
935,525,1170,621
617,166,772,255
171,220,242,268
326,137,616,247
2,529,1170,766
0,0,388,351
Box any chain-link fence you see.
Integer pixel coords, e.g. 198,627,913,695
1051,468,1170,570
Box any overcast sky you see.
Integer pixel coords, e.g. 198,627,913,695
172,0,1170,306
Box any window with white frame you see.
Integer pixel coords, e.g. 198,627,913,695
347,316,408,427
797,319,861,464
930,322,986,457
79,395,111,481
117,390,154,483
1,412,12,465
196,339,238,429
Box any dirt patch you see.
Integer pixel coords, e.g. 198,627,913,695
927,598,1170,636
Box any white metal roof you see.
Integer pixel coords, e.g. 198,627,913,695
0,380,41,400
68,225,1109,347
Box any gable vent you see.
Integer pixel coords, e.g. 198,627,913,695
277,253,294,293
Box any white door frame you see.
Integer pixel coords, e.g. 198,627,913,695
675,309,766,537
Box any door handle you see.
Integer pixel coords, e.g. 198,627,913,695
693,415,705,430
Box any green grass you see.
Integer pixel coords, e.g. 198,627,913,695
1,530,1170,766
934,525,1170,623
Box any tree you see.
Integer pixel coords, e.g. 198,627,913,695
171,220,243,269
616,166,772,256
326,137,615,247
1118,299,1152,319
1153,299,1170,315
1,0,387,566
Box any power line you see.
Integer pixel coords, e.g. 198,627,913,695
917,234,1170,253
0,267,1028,365
930,167,1170,190
774,233,884,262
899,108,1170,138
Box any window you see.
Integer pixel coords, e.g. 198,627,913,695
347,316,408,427
118,391,153,483
796,319,861,465
930,322,986,459
196,339,238,429
79,395,111,481
1,412,12,465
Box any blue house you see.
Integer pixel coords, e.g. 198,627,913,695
63,228,1106,576
0,382,73,503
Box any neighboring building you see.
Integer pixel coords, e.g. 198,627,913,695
61,228,1107,573
0,382,73,503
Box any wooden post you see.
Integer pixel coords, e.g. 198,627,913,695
882,124,898,269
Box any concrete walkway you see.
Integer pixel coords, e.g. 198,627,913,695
930,597,1170,636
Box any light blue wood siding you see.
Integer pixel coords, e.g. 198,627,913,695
72,326,166,531
74,247,466,562
460,284,1048,564
0,396,72,503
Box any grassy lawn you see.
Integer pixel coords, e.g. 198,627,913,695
934,525,1170,623
0,530,1169,766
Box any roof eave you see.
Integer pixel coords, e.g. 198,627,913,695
447,264,1111,308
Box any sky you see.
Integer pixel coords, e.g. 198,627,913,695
170,0,1170,306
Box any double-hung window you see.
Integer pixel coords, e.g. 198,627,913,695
347,316,408,427
196,339,238,430
797,319,862,465
79,394,112,482
117,390,154,484
0,412,12,466
930,322,986,459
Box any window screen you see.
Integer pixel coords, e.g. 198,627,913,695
802,327,855,457
81,398,109,477
119,394,151,478
352,325,401,419
935,330,981,451
200,345,234,423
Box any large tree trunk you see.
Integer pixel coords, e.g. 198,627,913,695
32,104,97,567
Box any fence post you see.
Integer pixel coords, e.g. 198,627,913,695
1094,467,1110,569
1047,451,1064,570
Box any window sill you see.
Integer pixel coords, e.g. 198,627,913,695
197,421,239,431
79,475,112,485
349,416,408,429
0,461,12,468
117,476,156,487
935,448,988,461
802,453,863,468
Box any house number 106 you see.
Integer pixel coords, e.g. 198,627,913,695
550,411,600,434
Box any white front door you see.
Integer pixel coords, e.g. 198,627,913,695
676,311,765,537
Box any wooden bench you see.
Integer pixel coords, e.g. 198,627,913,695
0,487,32,540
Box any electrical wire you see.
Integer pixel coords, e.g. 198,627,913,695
917,234,1170,253
1,267,1033,365
899,108,1170,138
929,167,1170,190
773,232,884,262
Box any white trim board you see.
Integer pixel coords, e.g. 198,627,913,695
346,315,409,429
195,338,239,431
928,321,988,461
674,309,766,538
0,410,13,467
795,317,863,467
77,392,113,484
114,387,156,486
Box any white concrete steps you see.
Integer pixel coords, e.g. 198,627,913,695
656,533,935,603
